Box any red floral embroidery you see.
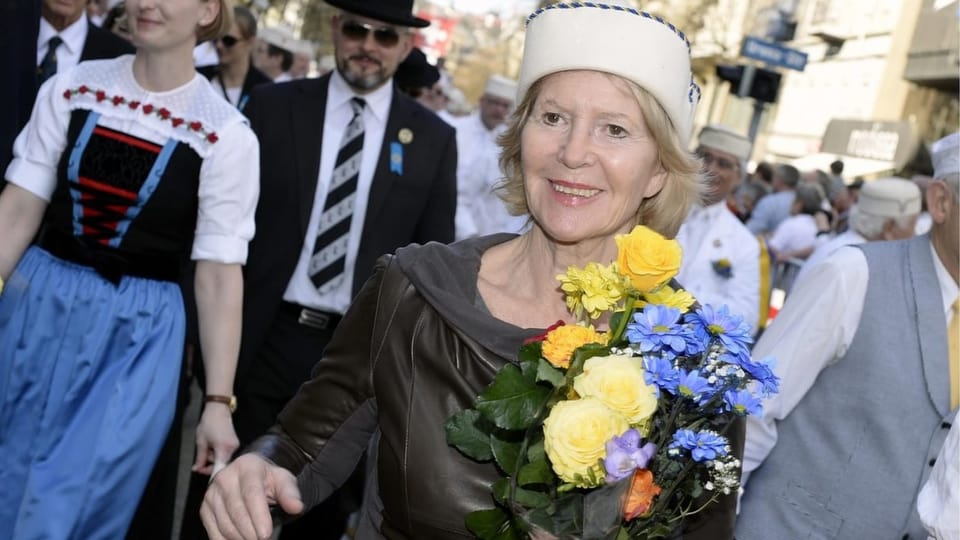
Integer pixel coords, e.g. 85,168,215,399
62,85,220,145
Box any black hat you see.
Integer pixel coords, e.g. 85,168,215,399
395,48,440,89
325,0,430,28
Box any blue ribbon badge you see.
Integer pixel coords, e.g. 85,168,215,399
390,141,403,175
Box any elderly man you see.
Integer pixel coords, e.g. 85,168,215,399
737,132,959,540
254,26,296,82
794,177,921,287
451,74,524,239
676,125,760,334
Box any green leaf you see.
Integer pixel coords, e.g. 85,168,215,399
527,438,546,462
536,358,565,388
492,477,552,509
490,430,523,474
566,342,612,379
444,409,493,461
465,507,519,540
517,458,554,486
518,342,542,364
475,364,551,430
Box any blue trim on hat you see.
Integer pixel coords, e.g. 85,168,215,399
526,2,691,51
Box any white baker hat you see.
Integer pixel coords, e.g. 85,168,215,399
857,177,922,218
517,1,699,143
483,75,518,103
697,124,751,161
931,132,959,179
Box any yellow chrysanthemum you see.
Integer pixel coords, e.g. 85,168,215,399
541,325,606,369
615,225,682,293
557,262,628,320
638,285,696,313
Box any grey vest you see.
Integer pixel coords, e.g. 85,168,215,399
736,235,955,540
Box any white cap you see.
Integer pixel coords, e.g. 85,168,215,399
517,1,699,143
259,25,297,53
697,124,751,161
931,132,959,179
483,75,518,103
858,178,922,218
292,39,316,57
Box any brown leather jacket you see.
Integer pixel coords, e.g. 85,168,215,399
247,240,741,539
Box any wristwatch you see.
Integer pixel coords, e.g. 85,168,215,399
205,394,237,414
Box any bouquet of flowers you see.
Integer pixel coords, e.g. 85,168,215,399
445,225,779,539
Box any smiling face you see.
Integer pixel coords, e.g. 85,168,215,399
127,0,218,53
521,71,667,245
331,13,412,94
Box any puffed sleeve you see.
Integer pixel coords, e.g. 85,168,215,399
5,75,72,200
191,119,260,264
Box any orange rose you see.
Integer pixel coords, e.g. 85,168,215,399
623,469,662,521
615,225,682,293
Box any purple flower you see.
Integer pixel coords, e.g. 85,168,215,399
604,429,657,484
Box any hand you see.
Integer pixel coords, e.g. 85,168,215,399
192,403,240,476
201,453,304,540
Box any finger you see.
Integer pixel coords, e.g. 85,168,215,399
206,481,249,540
199,497,228,540
273,471,304,516
193,439,211,473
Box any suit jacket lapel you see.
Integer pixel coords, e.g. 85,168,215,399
909,234,950,416
292,76,330,235
365,91,409,227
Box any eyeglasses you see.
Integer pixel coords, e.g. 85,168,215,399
340,20,403,48
218,35,239,47
698,150,737,171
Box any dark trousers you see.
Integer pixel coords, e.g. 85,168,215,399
180,305,359,540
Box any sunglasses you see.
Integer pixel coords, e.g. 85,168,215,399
340,20,403,48
218,35,239,47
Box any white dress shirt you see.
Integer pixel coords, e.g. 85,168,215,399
742,240,958,486
37,13,89,75
675,202,760,334
283,70,392,314
918,420,960,540
767,213,817,255
792,229,866,288
451,112,526,240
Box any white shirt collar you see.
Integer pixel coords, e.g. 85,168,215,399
38,12,89,57
328,68,392,124
929,236,959,316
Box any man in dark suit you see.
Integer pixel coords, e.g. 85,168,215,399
0,0,40,184
1,0,132,179
180,1,457,538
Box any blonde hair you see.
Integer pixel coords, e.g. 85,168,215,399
495,71,703,238
196,0,233,43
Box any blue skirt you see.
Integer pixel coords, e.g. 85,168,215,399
0,247,185,539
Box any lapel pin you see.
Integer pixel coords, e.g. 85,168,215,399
398,128,413,144
713,239,722,248
390,142,404,175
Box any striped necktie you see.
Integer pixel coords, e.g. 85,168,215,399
37,35,64,84
309,97,365,294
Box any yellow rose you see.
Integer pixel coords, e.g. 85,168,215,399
557,262,629,320
541,325,606,369
574,355,658,426
543,398,630,487
638,285,696,313
615,225,682,293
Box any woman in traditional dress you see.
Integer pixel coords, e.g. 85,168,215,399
0,0,257,536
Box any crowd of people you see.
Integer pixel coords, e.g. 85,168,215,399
0,0,956,539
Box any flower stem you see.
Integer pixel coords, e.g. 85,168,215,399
609,295,637,345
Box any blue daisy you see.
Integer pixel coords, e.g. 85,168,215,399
626,304,689,359
670,429,729,462
723,389,763,416
686,304,753,358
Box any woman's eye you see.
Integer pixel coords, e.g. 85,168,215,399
542,112,561,125
607,124,626,137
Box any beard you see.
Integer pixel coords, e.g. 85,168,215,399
337,54,390,91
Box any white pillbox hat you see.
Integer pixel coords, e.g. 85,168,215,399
858,178,922,218
517,1,699,143
483,75,518,103
697,124,751,161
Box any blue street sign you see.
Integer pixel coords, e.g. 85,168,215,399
741,36,808,72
